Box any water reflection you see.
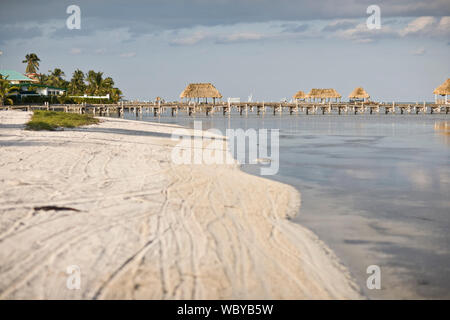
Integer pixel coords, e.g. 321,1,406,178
124,112,450,299
434,121,450,146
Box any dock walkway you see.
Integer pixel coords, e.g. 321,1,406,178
1,101,449,116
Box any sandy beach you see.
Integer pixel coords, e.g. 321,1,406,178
0,111,362,299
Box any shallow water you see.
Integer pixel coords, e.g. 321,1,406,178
122,111,450,299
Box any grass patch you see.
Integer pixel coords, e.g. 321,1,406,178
26,110,99,131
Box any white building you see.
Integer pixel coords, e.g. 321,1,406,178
19,83,66,96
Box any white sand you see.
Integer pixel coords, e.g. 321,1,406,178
0,111,362,299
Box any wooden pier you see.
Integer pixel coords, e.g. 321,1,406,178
1,101,449,116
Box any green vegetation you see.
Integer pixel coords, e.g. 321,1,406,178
67,70,123,102
15,95,112,105
21,53,123,103
0,75,19,106
25,110,99,131
68,69,86,95
22,53,41,74
45,68,67,88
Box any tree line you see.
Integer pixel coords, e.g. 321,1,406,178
20,53,123,103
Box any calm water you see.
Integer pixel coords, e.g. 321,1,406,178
121,111,450,299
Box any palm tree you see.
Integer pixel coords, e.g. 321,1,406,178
86,70,105,95
102,77,114,90
109,87,123,102
46,68,67,88
0,75,19,106
83,70,123,101
68,69,86,95
22,53,41,74
37,73,48,85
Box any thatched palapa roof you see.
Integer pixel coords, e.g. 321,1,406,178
180,83,222,99
292,90,306,99
306,88,341,99
348,87,370,99
433,79,450,95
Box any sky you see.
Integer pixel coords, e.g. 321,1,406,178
0,0,449,102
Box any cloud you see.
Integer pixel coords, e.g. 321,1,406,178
412,47,426,55
94,48,106,54
322,20,354,32
1,2,450,50
329,15,450,43
169,32,209,46
400,16,437,36
168,14,450,47
1,0,450,37
215,32,265,44
397,16,450,38
70,48,82,55
0,24,44,45
334,22,398,43
280,23,309,33
119,52,136,58
354,38,374,44
170,30,267,46
436,16,450,35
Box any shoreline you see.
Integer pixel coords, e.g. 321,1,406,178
0,111,362,299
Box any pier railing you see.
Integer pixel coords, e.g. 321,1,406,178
1,101,449,116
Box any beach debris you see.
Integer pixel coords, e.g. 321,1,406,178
33,205,80,212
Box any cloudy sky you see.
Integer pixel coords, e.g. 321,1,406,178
1,0,449,101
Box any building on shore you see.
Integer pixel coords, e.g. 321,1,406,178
292,90,306,102
19,83,66,96
348,87,370,102
433,79,450,104
0,70,34,84
306,88,342,103
1,70,66,98
180,83,222,104
24,73,40,83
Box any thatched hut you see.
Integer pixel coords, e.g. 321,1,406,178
348,87,370,102
180,83,223,104
292,90,306,102
433,79,450,104
306,88,342,102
